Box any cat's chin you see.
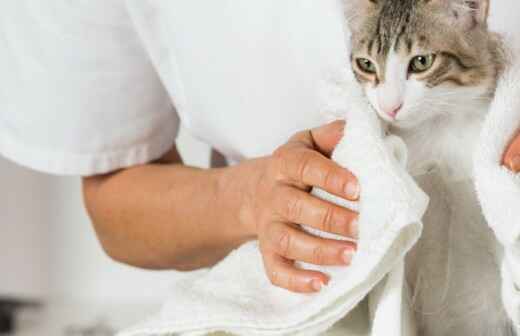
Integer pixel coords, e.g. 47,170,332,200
374,110,427,130
383,118,426,131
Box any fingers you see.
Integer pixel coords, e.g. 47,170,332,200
275,146,359,201
503,132,520,172
263,253,329,293
258,120,358,294
289,120,346,156
275,187,358,239
310,120,346,156
262,222,356,266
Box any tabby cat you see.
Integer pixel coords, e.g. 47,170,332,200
346,0,512,335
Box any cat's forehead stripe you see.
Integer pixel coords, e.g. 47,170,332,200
350,0,503,102
371,0,418,56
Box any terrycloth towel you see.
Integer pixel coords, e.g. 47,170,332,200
474,40,520,329
118,55,430,335
118,6,520,336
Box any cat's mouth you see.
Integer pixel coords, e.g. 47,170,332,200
375,109,399,124
374,107,423,130
372,104,407,126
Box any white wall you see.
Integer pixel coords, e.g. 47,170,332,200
0,158,51,299
1,128,210,304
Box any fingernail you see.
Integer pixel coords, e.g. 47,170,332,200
345,182,360,200
509,154,520,172
342,248,354,265
351,218,359,240
311,279,324,292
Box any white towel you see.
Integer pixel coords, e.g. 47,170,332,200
474,42,520,330
118,59,430,336
118,6,520,336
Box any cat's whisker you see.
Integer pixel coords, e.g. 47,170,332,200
349,0,507,331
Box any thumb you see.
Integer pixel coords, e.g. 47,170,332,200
310,120,346,157
503,132,520,172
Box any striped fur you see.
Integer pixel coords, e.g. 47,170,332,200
345,1,513,335
348,0,502,91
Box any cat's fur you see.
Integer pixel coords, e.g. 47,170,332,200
346,1,512,335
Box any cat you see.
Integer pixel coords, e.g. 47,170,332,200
345,0,513,335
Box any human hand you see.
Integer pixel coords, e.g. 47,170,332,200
239,121,359,293
503,132,520,172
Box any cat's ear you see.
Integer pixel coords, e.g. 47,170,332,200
344,0,379,30
431,0,490,28
456,0,489,26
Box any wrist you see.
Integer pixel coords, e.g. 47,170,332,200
214,158,267,240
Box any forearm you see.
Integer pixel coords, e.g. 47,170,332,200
83,121,359,294
82,150,259,271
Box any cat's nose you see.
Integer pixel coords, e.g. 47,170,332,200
384,103,403,119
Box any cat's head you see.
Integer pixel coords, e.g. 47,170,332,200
347,0,501,129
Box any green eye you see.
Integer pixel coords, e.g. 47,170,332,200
409,54,436,73
356,58,377,74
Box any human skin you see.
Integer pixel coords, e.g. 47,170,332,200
83,119,520,293
503,132,520,172
83,120,359,293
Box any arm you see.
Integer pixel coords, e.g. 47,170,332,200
83,146,256,271
83,121,359,292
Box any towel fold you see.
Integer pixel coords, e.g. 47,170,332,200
474,46,520,330
118,8,520,336
118,62,429,336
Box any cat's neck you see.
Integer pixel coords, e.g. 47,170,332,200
390,103,490,181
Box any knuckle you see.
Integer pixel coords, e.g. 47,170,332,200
295,151,315,183
273,144,288,158
320,205,335,233
271,150,290,181
275,229,292,257
273,143,320,185
268,268,281,287
284,192,303,222
288,130,310,145
273,147,286,161
271,190,289,219
322,167,334,190
312,245,325,265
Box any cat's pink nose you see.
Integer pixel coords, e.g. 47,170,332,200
384,103,403,119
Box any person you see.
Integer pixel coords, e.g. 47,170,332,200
1,1,519,295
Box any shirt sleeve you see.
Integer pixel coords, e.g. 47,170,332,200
0,0,179,176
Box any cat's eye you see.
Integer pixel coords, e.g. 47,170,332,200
409,54,436,73
356,58,377,74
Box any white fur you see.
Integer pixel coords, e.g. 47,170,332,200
370,53,407,120
474,44,520,336
361,47,514,335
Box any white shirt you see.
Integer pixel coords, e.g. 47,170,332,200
2,1,520,335
0,0,346,175
2,1,515,174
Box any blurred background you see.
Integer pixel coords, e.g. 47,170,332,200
0,129,209,336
